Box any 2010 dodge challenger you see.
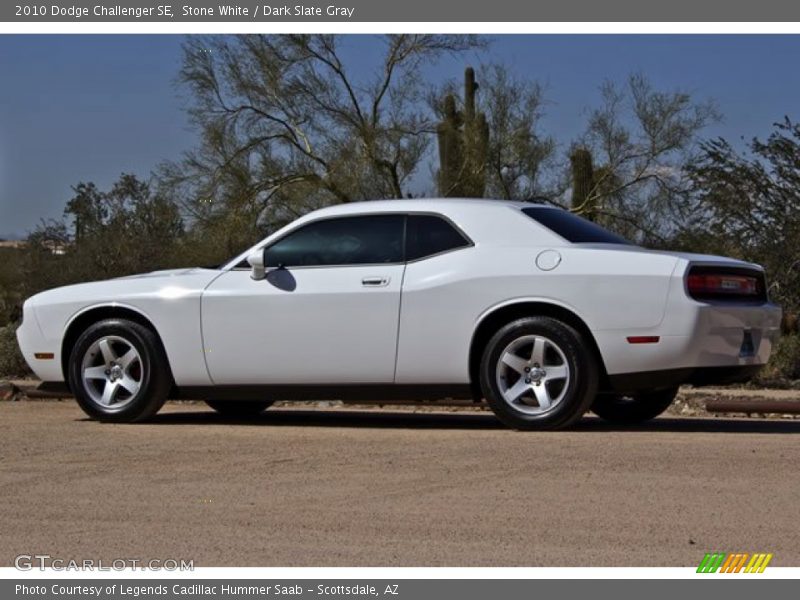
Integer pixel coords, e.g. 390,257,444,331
16,199,782,430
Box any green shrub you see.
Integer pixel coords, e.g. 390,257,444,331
0,324,30,379
757,334,800,383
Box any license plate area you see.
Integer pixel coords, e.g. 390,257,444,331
739,330,755,358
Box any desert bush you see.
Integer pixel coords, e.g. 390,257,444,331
756,334,800,384
0,324,29,379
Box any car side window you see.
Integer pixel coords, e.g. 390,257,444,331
264,215,405,267
405,214,471,261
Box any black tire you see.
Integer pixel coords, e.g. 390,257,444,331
591,387,678,425
480,316,598,431
68,318,172,423
204,399,273,417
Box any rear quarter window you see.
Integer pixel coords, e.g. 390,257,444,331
406,214,471,261
521,207,632,245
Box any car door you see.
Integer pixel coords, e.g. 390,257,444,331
394,213,475,384
201,214,406,385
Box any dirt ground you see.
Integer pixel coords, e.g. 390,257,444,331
1,399,799,567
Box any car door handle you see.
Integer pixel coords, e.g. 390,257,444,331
362,276,390,287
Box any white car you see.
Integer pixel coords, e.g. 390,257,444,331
17,199,781,430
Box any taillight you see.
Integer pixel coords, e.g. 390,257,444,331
686,266,765,302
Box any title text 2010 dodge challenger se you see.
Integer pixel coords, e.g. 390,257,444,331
17,199,781,430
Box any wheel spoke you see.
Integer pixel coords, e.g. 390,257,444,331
98,339,116,365
83,365,108,380
501,352,529,375
118,348,138,370
502,378,530,404
532,383,551,409
118,375,140,396
100,381,118,406
530,337,546,367
544,365,568,381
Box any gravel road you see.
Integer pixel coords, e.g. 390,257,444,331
1,400,798,567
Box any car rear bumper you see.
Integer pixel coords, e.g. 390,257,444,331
607,365,763,394
596,301,782,391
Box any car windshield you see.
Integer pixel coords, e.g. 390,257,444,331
521,206,633,245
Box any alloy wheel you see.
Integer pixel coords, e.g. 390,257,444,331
495,334,570,415
80,335,144,410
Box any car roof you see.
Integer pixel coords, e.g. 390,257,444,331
309,198,553,218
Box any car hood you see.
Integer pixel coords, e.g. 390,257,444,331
113,267,213,280
26,267,222,307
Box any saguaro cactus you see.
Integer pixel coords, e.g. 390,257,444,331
437,95,463,198
436,68,489,197
569,147,597,221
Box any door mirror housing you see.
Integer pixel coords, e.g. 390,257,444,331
248,248,284,280
247,248,267,280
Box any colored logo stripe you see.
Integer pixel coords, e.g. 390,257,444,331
697,553,726,573
697,552,772,573
745,553,773,573
720,553,749,573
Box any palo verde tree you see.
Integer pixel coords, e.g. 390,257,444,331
165,34,483,239
480,65,556,200
573,73,720,242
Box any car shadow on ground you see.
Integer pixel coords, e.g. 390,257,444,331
135,408,800,434
146,409,504,430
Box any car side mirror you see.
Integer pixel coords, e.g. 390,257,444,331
248,249,284,280
247,249,267,280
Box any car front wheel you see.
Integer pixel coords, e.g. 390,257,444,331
68,319,172,423
480,316,599,430
591,387,679,425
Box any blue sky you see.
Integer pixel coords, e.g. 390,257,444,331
1,34,799,237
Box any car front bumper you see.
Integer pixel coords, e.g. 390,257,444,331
16,302,64,383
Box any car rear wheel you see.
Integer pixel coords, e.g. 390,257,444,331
480,316,598,430
204,399,273,417
69,319,172,423
592,387,679,425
